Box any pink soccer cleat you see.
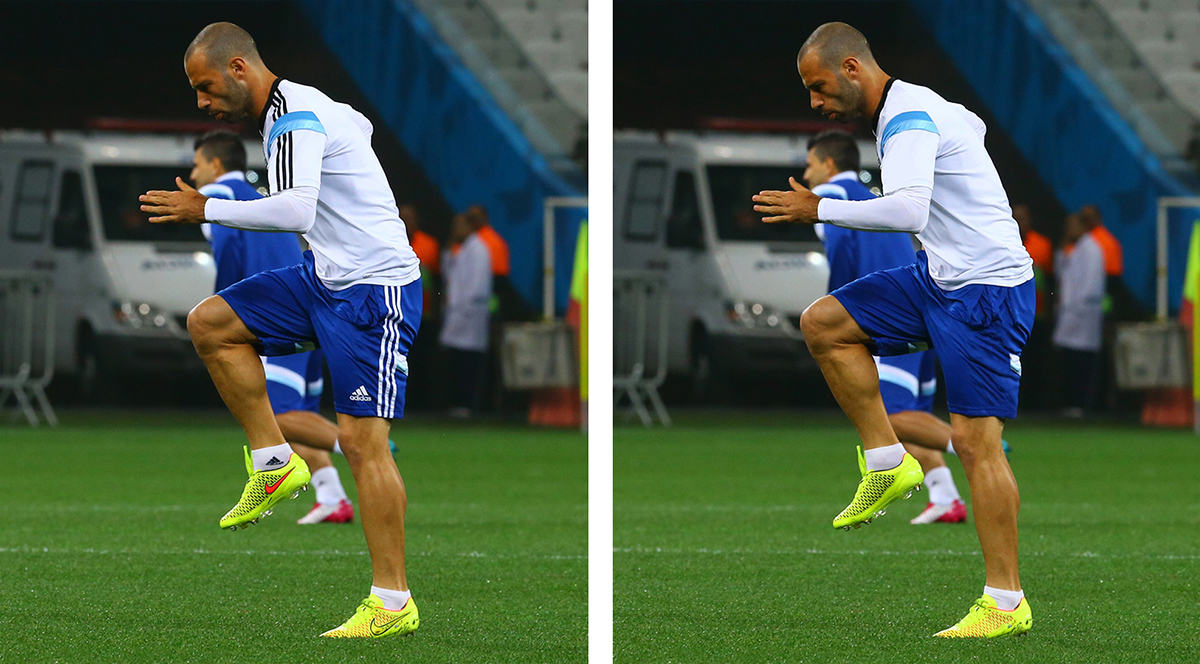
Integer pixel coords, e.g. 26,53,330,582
297,499,355,525
910,499,967,524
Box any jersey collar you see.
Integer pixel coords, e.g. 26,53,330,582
258,78,284,134
828,170,859,184
872,77,897,136
215,171,247,183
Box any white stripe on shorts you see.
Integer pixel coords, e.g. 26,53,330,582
375,285,404,418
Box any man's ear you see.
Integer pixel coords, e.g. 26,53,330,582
842,56,861,80
228,57,248,80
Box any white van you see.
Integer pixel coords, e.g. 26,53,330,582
613,130,880,398
0,130,265,399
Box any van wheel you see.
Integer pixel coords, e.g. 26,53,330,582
77,332,120,405
690,333,730,404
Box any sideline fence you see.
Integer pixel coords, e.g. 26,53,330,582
0,271,56,426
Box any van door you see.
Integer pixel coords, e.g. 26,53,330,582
51,169,95,371
662,168,706,373
7,159,55,273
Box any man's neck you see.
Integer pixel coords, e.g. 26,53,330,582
249,72,280,121
864,70,893,126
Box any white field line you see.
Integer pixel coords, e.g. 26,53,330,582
614,546,1200,561
0,546,585,560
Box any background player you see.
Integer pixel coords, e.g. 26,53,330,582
141,22,422,638
191,129,352,525
804,129,966,525
753,22,1035,638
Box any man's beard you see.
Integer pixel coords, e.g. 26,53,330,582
218,74,252,122
832,72,867,123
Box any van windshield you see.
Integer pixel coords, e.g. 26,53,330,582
94,165,206,243
708,165,849,244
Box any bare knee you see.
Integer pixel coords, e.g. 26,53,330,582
187,296,250,355
800,295,859,354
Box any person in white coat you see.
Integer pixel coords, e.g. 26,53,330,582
439,212,493,416
1052,213,1106,417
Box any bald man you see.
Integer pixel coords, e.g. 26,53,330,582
753,23,1035,638
140,22,421,638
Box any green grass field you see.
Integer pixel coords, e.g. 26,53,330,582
0,411,586,663
615,412,1200,663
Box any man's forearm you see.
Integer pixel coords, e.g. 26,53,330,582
205,186,319,233
817,185,932,233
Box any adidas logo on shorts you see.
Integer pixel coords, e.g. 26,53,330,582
349,386,372,402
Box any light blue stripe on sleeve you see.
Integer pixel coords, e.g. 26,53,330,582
880,110,938,158
267,111,326,156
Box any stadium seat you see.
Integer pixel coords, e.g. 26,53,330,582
527,100,584,152
1163,71,1200,114
1166,12,1200,45
523,40,572,74
1085,36,1140,68
549,70,588,115
476,36,527,69
1141,100,1194,149
557,10,588,48
1137,40,1193,73
1109,8,1170,42
1112,66,1167,99
448,2,503,40
497,65,554,100
497,8,557,43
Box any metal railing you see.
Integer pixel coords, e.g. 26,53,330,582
0,272,57,426
613,271,670,426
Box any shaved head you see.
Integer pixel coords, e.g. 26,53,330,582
185,22,263,69
798,22,876,71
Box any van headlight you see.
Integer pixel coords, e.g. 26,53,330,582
726,300,781,329
112,300,171,329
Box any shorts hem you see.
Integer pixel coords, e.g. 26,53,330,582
948,403,1016,419
333,406,403,419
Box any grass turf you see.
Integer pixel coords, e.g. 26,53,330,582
615,411,1200,663
0,410,586,663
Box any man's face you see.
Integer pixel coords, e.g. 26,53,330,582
185,52,253,123
190,149,222,188
799,51,867,124
803,149,838,188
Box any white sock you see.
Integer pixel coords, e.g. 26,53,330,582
984,585,1024,611
924,466,961,505
864,443,906,472
251,443,294,472
333,439,343,456
311,466,349,505
945,440,956,456
371,585,412,611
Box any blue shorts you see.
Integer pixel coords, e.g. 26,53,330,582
263,350,323,415
833,251,1035,419
878,350,936,415
219,251,422,418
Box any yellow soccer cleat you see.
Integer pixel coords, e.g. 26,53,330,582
320,595,419,638
934,595,1032,638
219,446,310,531
832,446,923,530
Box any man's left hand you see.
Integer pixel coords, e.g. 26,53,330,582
752,177,821,224
139,177,208,224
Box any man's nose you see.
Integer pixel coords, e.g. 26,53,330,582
197,94,210,110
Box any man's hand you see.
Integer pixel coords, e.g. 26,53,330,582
752,177,821,224
139,178,208,224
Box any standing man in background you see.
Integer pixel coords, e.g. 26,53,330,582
1053,213,1106,417
191,129,353,525
440,212,493,417
805,129,967,525
141,22,422,638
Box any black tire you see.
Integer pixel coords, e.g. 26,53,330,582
77,329,121,405
689,330,730,405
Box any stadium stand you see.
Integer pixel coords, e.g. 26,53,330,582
1036,0,1200,158
414,0,587,173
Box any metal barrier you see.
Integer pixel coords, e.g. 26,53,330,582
613,271,670,426
0,272,57,426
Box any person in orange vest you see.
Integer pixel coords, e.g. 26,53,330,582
466,204,510,277
1079,204,1122,277
400,203,440,315
1013,204,1053,317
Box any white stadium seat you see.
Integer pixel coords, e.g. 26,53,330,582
1137,40,1193,73
1110,8,1170,42
497,8,557,43
523,40,572,74
549,70,588,116
1163,71,1200,115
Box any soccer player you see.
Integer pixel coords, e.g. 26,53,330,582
140,22,421,638
804,129,966,525
191,129,353,525
752,22,1034,637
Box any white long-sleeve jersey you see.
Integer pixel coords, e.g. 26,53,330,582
817,79,1033,290
204,79,420,291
